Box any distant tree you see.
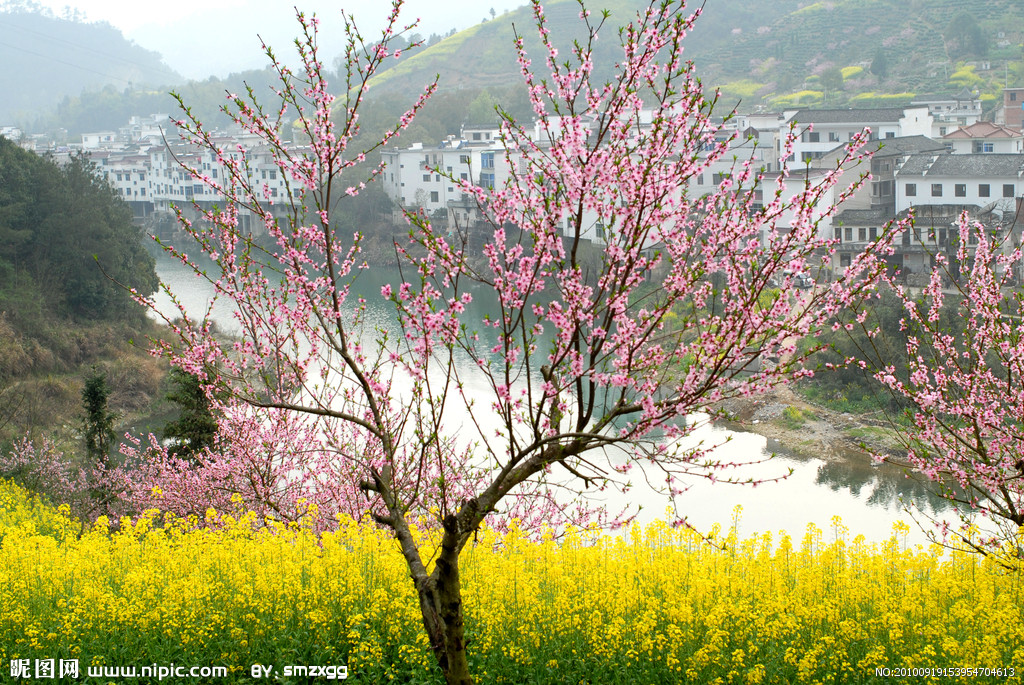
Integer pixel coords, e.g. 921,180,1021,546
490,7,497,19
0,139,157,327
82,371,117,467
162,368,219,459
466,90,500,125
820,66,845,99
870,49,889,78
946,12,987,59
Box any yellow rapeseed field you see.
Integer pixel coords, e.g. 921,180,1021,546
1,479,1023,683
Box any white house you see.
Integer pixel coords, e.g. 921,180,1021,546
894,153,1024,217
942,121,1024,155
781,107,933,165
380,138,513,220
911,89,983,138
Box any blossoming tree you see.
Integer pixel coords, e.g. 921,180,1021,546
140,0,897,681
868,213,1024,565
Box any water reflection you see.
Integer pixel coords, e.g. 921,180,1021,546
151,252,956,543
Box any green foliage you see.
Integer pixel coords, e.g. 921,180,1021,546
870,50,889,78
82,371,116,466
820,66,845,93
161,368,219,459
780,406,807,429
802,290,961,415
467,90,500,125
946,11,988,59
0,138,157,326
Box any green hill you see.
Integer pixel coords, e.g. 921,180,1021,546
362,0,1024,114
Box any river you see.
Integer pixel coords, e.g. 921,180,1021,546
150,250,953,545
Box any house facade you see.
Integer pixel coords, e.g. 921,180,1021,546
894,153,1024,216
780,107,933,165
942,122,1024,154
911,89,983,137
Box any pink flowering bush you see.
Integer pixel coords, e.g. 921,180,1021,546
134,0,901,681
869,213,1024,564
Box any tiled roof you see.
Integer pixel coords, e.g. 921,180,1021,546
943,121,1023,139
897,152,1024,177
785,108,920,124
834,208,892,224
819,135,946,160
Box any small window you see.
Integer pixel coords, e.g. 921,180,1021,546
845,227,853,242
459,155,470,164
955,184,966,197
430,191,439,202
858,227,867,241
869,227,878,239
423,174,431,182
808,132,820,143
931,184,943,197
980,183,990,197
905,183,916,197
1004,184,1015,198
828,132,840,142
885,132,895,139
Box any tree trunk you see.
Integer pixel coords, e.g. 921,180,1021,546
416,515,473,685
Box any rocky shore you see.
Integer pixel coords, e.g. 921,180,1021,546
714,385,904,463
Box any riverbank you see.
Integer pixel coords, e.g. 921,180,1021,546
715,385,905,464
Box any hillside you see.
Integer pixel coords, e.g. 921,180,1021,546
0,137,162,444
0,3,180,123
363,0,1024,115
365,0,805,98
702,0,1024,110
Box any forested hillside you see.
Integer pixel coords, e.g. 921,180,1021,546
0,137,161,441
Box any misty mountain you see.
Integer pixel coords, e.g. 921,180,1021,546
0,2,180,124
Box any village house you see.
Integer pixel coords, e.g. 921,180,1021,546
942,121,1024,154
780,106,933,165
911,89,983,137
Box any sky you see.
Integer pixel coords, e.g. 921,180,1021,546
33,0,529,79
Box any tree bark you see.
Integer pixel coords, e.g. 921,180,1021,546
415,512,473,684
